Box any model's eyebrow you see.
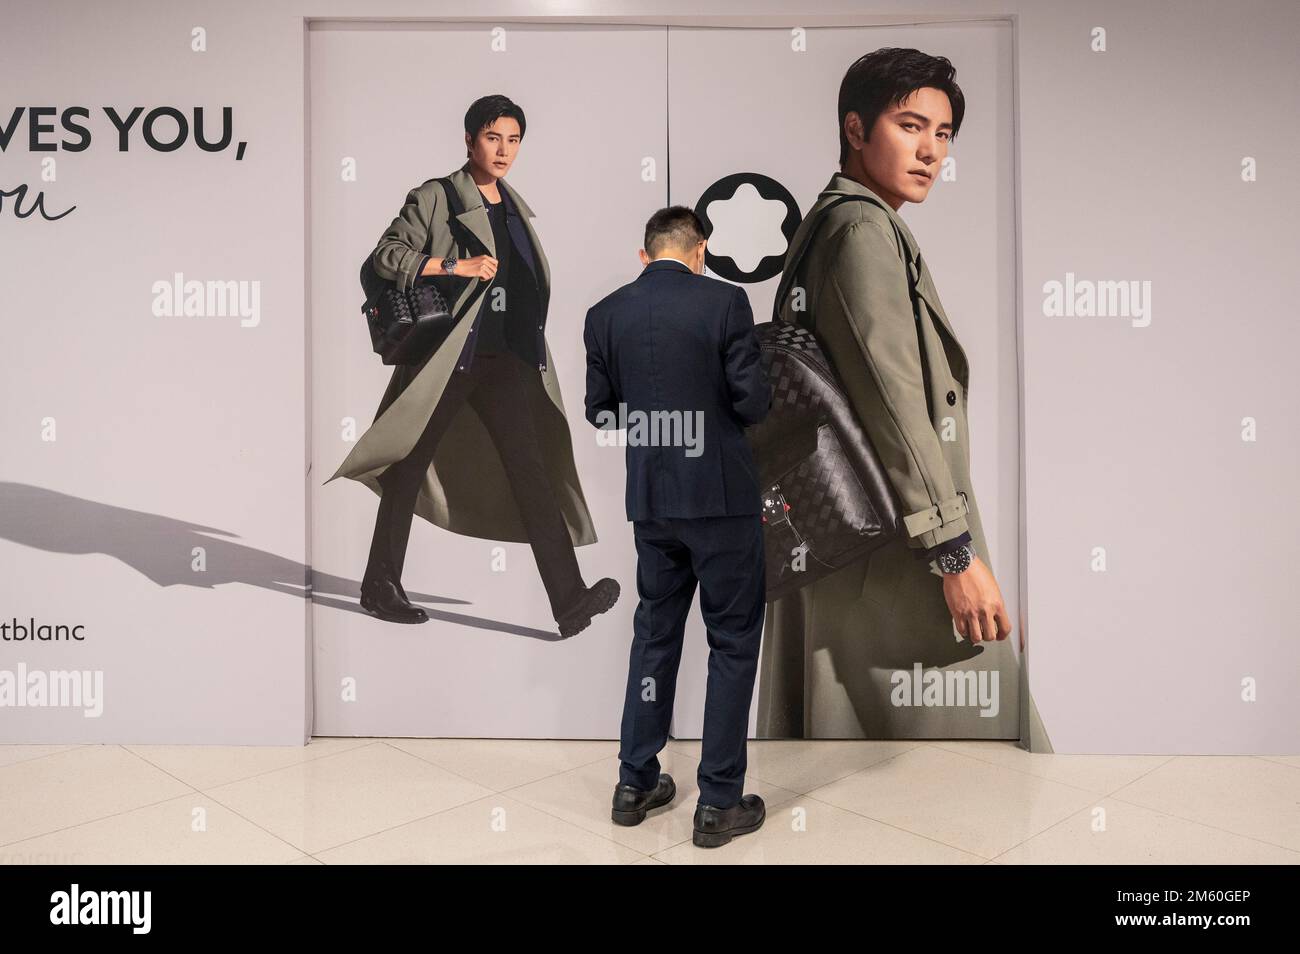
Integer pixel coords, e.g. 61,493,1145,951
896,110,953,131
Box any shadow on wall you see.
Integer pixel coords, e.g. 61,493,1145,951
0,481,562,641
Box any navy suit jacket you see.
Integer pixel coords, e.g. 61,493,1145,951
583,258,772,521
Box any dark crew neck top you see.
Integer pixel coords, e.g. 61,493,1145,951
476,192,513,354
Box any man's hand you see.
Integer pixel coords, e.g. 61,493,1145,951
941,555,1012,643
455,254,498,281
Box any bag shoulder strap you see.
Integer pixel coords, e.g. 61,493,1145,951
435,176,489,257
432,176,494,322
771,193,919,327
435,175,463,218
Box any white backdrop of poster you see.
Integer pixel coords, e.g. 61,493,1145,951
663,21,1026,742
309,23,669,737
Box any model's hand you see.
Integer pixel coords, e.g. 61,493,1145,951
941,555,1012,643
454,255,498,281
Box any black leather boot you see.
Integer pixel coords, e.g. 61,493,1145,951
360,561,428,624
557,578,620,638
693,793,765,848
611,773,676,826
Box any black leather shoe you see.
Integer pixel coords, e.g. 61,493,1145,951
360,564,428,624
611,773,676,826
557,577,620,638
693,793,765,848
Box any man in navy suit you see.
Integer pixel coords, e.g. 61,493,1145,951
583,206,773,848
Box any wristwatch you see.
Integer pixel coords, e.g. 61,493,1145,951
934,543,974,575
441,256,458,276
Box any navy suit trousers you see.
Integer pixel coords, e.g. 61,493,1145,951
618,513,766,808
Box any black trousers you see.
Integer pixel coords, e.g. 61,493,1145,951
365,351,586,620
618,513,766,808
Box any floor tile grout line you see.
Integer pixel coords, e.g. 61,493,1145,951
1101,789,1300,856
374,740,518,792
1251,755,1300,771
670,739,932,797
9,740,1297,862
679,737,1154,799
986,797,1116,864
391,742,624,798
923,742,1181,796
238,788,507,860
117,738,380,793
114,741,635,860
490,786,671,860
666,739,932,797
800,747,1290,863
985,792,1300,864
117,745,313,858
497,746,731,856
194,741,508,858
487,749,736,859
0,790,207,852
0,744,89,772
795,745,1135,860
493,755,631,797
190,787,347,861
0,746,204,851
795,791,997,862
315,789,651,862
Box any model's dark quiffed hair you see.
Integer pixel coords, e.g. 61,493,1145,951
644,206,707,257
837,47,965,167
464,94,527,146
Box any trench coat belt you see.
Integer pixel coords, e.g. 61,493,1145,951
902,490,969,537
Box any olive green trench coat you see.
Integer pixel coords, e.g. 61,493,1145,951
324,164,597,548
756,172,1051,751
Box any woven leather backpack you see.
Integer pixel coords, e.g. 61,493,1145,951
747,194,926,600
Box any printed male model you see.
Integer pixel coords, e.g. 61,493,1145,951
757,48,1016,738
326,94,618,638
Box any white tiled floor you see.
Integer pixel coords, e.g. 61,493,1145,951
1,738,1297,864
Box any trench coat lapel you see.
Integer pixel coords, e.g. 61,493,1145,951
498,175,552,313
819,173,966,361
447,164,552,310
446,165,496,261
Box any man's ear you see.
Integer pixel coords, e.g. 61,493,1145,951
844,110,866,149
638,248,650,266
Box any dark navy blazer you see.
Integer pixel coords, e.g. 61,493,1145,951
583,258,772,521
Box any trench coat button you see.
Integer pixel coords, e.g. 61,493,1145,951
946,390,956,406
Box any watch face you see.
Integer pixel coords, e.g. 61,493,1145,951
939,545,972,574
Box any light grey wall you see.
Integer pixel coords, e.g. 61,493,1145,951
3,0,1296,752
1,0,312,744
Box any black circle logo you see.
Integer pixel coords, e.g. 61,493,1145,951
694,173,802,284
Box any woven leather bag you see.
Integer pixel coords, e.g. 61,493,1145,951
747,193,927,600
358,176,489,366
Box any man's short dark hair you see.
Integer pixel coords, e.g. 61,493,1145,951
837,47,965,167
464,94,527,144
644,206,707,257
